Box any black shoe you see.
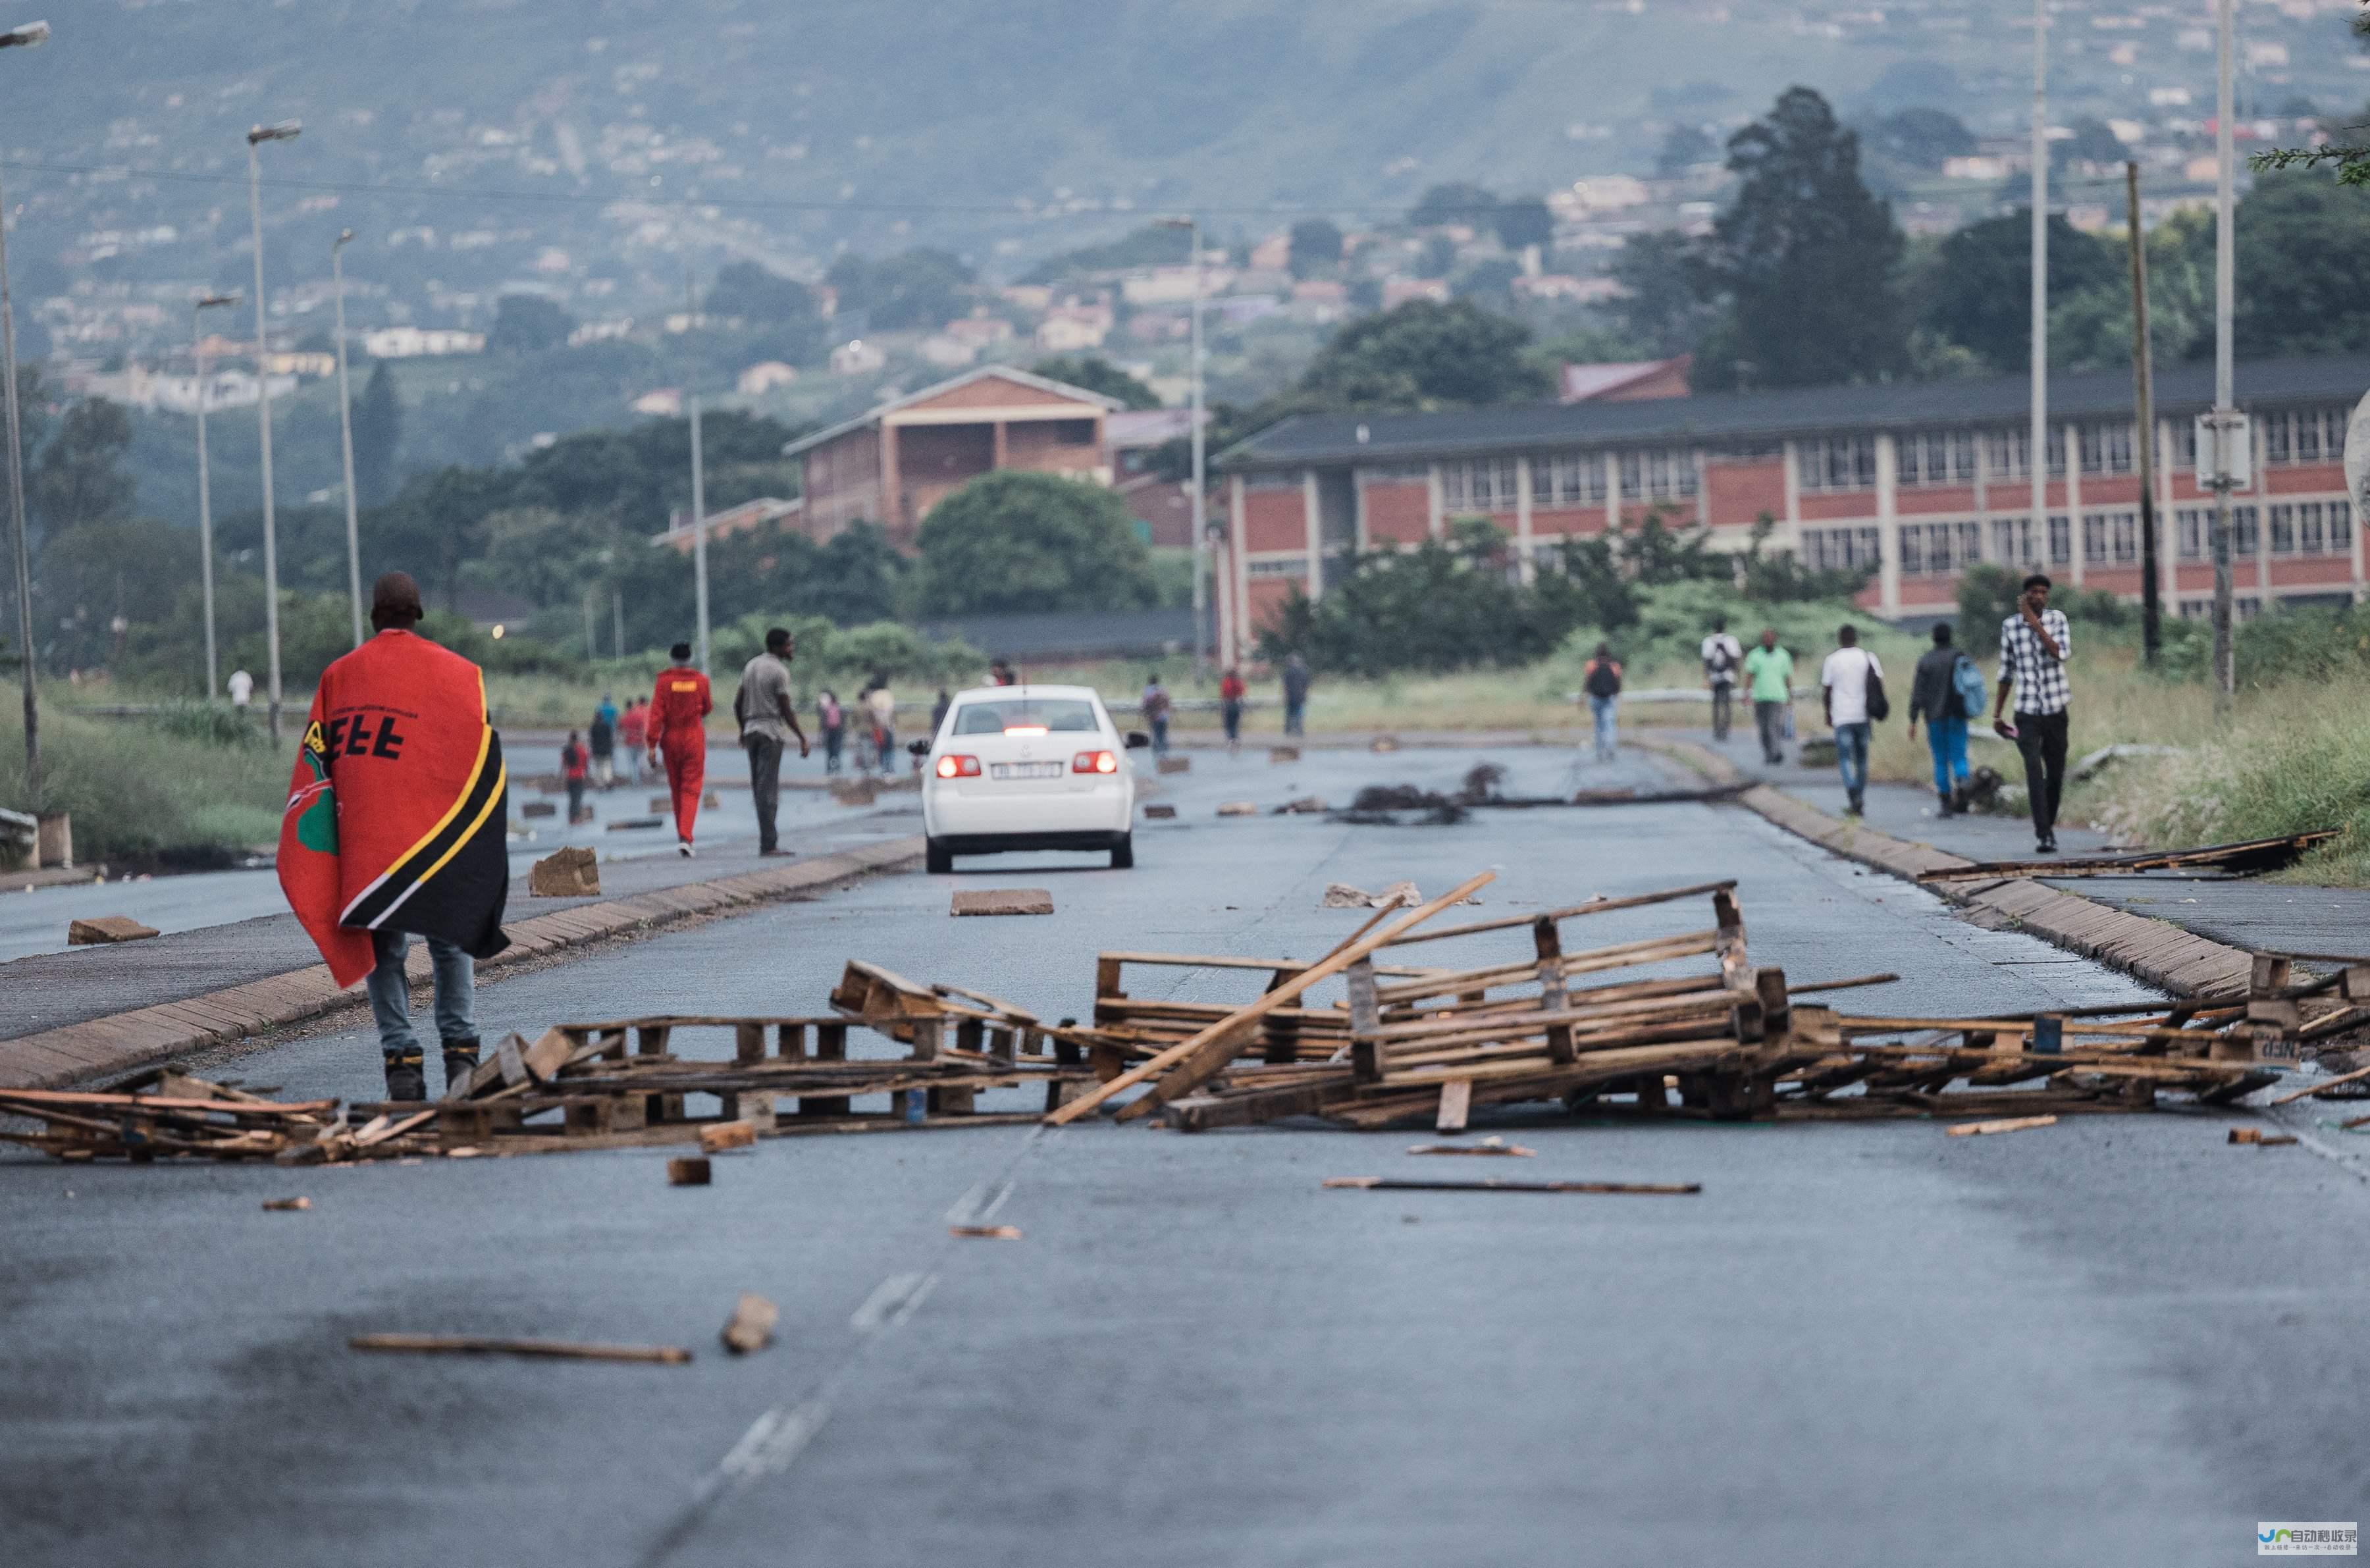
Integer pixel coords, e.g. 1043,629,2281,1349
440,1036,481,1098
2036,835,2058,853
382,1047,427,1104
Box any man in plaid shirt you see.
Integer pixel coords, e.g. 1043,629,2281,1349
1991,572,2073,852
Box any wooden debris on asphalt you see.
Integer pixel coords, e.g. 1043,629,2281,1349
698,1120,758,1154
2227,1126,2298,1146
261,1196,311,1211
1270,746,1300,763
527,845,600,897
949,1224,1023,1239
1945,1114,2059,1137
1156,756,1192,774
951,888,1055,917
350,1334,692,1364
1323,880,1419,910
1142,804,1177,818
1406,1137,1533,1157
1915,829,2341,883
1216,801,1257,817
1324,1176,1700,1195
720,1293,779,1354
667,1157,712,1185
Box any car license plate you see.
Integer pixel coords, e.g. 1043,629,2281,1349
990,762,1063,780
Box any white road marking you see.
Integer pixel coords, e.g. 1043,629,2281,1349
850,1271,932,1332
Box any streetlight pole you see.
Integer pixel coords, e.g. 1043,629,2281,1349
331,228,363,648
2028,0,2049,562
2209,0,2238,707
1158,214,1207,674
193,291,238,699
246,119,300,745
685,268,710,675
0,20,48,791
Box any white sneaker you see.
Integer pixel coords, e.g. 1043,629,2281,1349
677,840,695,858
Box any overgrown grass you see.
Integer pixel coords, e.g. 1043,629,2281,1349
1,688,286,866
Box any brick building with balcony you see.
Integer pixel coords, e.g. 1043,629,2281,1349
783,365,1124,549
1211,354,2367,663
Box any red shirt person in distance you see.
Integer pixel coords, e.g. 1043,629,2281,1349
647,642,713,856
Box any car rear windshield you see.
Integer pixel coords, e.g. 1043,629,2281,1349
950,699,1100,735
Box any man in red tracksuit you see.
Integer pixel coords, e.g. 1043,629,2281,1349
647,641,712,856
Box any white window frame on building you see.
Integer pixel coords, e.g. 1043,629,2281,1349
2261,407,2350,465
1984,427,2068,480
2078,423,2135,477
2081,509,2141,564
1617,448,1698,503
1897,430,1978,488
1440,457,1522,511
1801,525,1882,573
1530,450,1610,506
1899,519,1986,576
1795,434,1876,494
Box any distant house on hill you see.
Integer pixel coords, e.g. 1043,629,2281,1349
1560,356,1693,404
783,365,1126,549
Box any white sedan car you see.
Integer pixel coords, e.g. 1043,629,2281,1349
918,684,1149,873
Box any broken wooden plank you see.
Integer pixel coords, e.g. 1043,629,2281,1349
666,1157,712,1186
951,888,1055,917
1406,1137,1531,1157
2265,1061,2370,1105
1322,1176,1700,1195
720,1293,779,1355
1944,1114,2059,1137
1435,1076,1472,1133
1916,829,2340,883
949,1224,1022,1239
67,915,161,945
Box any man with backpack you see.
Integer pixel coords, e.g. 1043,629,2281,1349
1581,642,1623,762
1700,617,1743,743
1907,623,1982,815
1820,624,1885,818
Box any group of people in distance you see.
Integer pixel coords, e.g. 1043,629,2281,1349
1700,572,2074,854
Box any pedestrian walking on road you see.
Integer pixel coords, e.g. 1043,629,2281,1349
1701,617,1743,743
276,572,509,1104
1820,625,1885,817
818,689,845,773
864,675,897,773
1581,642,1623,762
1908,623,1978,815
1142,672,1172,756
618,698,646,786
560,730,590,823
1993,572,2074,853
733,626,809,858
1743,628,1794,765
648,641,712,857
989,657,1018,687
587,698,616,789
1282,652,1311,737
930,688,952,738
1219,667,1246,751
226,667,255,708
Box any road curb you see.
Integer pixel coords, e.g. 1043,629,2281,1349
0,835,924,1092
1634,737,2252,1001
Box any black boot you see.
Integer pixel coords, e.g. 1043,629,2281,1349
382,1046,427,1104
441,1036,482,1099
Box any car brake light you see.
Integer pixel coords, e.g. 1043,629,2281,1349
935,754,981,778
1072,750,1119,774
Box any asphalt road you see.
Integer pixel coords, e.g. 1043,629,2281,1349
4,740,2365,1567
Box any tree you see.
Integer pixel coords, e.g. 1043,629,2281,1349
1288,218,1344,278
1657,124,1719,176
1698,88,1910,389
2232,171,2370,356
1920,211,2122,371
351,360,402,506
1864,107,1975,170
1028,357,1161,409
1610,232,1722,357
27,398,136,546
824,248,974,332
1492,197,1554,252
1298,299,1553,411
1408,182,1498,229
911,471,1155,615
705,261,816,325
487,294,576,354
2054,116,2128,171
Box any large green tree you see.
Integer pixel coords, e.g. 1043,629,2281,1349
1920,211,2122,372
911,471,1155,615
27,398,137,545
1288,218,1345,278
2232,171,2370,355
1298,299,1553,409
824,248,974,332
1030,356,1161,409
351,360,402,506
705,261,816,325
1698,87,1910,389
1610,232,1722,357
487,294,577,354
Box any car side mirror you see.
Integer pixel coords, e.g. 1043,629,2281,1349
1124,731,1152,749
907,739,930,756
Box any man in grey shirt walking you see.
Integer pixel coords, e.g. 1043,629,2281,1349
733,626,810,856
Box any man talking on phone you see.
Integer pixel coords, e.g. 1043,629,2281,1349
1992,573,2072,853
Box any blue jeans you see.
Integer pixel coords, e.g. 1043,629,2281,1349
1589,694,1618,759
1833,721,1871,804
366,928,477,1053
1925,715,1970,802
1283,698,1305,736
1151,715,1169,755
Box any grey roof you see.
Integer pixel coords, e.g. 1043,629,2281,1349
1218,353,2370,471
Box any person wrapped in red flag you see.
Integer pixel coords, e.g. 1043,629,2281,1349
648,640,711,856
277,573,510,1101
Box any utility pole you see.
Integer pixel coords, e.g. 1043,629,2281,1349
0,20,49,791
685,266,710,675
2029,0,2049,567
1156,215,1208,675
331,228,363,648
193,291,239,698
246,119,302,745
2210,0,2238,707
2125,163,2160,666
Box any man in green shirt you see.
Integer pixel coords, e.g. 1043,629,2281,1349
1741,627,1795,764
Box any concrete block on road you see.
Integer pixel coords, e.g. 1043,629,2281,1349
520,800,557,819
951,888,1055,917
1142,804,1177,820
666,1157,712,1186
67,915,160,945
1217,801,1257,817
1269,746,1300,764
527,847,601,898
1157,755,1192,774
